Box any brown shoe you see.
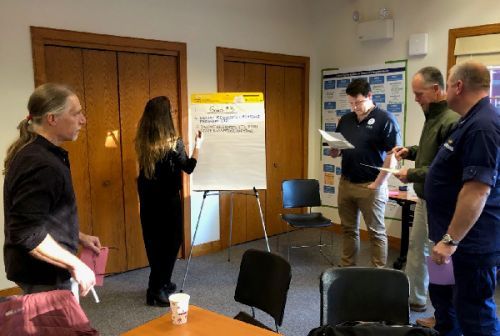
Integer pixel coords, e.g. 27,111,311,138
410,303,427,312
416,316,436,328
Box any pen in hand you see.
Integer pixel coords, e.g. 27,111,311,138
90,286,100,303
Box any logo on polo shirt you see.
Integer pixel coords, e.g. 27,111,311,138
366,117,375,129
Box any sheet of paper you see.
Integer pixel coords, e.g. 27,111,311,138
360,163,400,174
80,246,109,286
318,129,355,150
426,256,455,285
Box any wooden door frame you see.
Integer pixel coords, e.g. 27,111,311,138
216,46,310,245
30,26,192,258
216,46,310,173
447,23,500,73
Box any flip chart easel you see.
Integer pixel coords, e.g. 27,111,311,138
181,188,270,292
181,92,268,292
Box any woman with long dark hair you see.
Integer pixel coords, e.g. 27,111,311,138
135,96,201,306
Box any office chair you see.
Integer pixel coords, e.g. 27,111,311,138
281,179,333,263
234,249,292,332
320,267,410,326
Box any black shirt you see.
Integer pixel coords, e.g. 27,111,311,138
3,135,79,285
137,138,197,207
336,106,401,183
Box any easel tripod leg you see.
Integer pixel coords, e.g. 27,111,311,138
181,190,208,292
254,187,270,252
228,192,234,262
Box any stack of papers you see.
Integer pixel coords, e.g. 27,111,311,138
318,129,354,150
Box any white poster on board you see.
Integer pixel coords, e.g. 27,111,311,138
191,92,266,191
320,62,406,208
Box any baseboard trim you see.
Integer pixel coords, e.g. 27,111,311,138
191,239,222,257
0,286,22,297
189,223,401,258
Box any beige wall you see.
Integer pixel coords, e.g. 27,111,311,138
0,0,498,289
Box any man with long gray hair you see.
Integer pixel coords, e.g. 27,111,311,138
3,83,101,297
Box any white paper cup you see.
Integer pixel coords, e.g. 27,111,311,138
169,293,190,325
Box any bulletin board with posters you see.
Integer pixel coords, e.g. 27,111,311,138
320,62,407,214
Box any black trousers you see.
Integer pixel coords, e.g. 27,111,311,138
140,196,183,292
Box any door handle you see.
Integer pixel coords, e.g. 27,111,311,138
102,180,111,187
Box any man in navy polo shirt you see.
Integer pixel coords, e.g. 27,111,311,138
425,61,500,335
330,78,401,267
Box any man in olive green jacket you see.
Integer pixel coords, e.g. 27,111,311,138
392,67,459,315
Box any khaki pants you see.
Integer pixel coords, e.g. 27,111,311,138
338,177,388,267
405,198,430,305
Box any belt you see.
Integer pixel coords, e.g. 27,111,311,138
341,175,373,184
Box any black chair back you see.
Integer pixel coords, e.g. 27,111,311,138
320,267,410,326
282,179,322,209
235,249,292,327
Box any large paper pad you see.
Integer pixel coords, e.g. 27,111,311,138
192,93,266,191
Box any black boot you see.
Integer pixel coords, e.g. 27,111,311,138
163,282,177,294
146,288,170,307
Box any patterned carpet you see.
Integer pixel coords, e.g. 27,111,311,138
80,230,499,335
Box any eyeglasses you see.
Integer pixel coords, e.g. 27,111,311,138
348,99,368,108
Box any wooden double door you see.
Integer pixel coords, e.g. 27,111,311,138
218,48,309,247
32,27,188,273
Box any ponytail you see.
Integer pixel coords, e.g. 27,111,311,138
3,118,36,174
3,83,74,175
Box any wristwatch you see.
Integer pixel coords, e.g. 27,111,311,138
441,233,460,246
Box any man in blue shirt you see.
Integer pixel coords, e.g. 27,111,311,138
425,61,500,335
330,78,401,267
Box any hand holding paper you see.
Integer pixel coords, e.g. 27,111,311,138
318,129,354,150
360,163,400,174
80,246,109,286
426,256,455,285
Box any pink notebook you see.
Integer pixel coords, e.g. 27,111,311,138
80,247,109,286
426,256,455,285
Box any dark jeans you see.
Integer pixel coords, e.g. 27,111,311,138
140,196,183,292
429,251,500,336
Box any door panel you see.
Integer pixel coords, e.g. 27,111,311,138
118,52,150,269
243,63,268,241
35,29,187,274
220,192,248,246
223,61,245,91
149,55,180,132
265,65,286,236
283,67,305,181
44,46,92,236
220,60,306,244
82,49,127,273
